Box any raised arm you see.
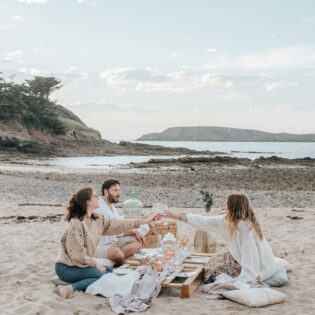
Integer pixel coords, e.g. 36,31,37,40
163,210,188,222
101,213,155,236
164,210,222,233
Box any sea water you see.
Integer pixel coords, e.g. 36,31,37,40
50,141,315,169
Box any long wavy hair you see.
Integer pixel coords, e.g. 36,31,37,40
65,186,98,222
224,194,263,240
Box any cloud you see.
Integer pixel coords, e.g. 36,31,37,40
213,92,250,102
67,99,161,113
18,0,47,4
99,66,299,94
19,66,49,76
301,17,315,23
18,66,88,85
169,52,179,57
304,72,315,76
249,106,264,113
77,0,96,5
268,34,277,40
0,5,28,29
204,45,315,70
33,45,45,52
3,50,24,61
68,100,124,111
256,72,297,92
61,66,88,84
263,78,299,92
274,105,295,112
249,105,295,114
99,67,234,92
205,48,217,53
264,81,284,91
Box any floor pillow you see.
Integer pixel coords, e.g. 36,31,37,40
51,276,71,286
222,287,287,307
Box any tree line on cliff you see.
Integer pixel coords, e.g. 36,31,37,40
0,74,72,135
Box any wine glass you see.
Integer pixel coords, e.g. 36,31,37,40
180,236,189,250
152,203,168,221
173,245,183,274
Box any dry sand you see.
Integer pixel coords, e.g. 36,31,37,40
0,161,315,314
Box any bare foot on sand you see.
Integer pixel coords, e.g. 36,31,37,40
57,285,73,299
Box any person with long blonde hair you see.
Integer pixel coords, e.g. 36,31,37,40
164,194,276,283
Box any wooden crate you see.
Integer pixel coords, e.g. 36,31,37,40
122,253,214,298
161,263,204,298
144,219,177,248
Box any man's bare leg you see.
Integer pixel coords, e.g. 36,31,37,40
106,247,125,266
120,240,143,259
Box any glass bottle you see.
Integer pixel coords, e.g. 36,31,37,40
123,191,143,216
157,234,163,248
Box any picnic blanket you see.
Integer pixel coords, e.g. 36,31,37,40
203,273,267,299
202,272,287,307
85,270,140,298
109,266,162,314
110,248,194,314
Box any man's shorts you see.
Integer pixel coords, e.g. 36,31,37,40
94,236,135,259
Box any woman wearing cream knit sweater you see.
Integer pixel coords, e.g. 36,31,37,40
55,186,156,298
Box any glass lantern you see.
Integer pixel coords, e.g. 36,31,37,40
163,232,177,260
123,191,143,216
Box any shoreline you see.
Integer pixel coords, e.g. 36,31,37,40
0,157,314,208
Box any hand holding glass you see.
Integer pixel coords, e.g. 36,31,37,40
152,203,168,219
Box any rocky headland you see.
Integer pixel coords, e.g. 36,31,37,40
137,126,315,142
0,76,221,158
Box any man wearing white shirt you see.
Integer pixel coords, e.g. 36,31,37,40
94,179,148,265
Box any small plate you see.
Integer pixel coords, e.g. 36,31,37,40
185,257,209,263
176,271,196,277
113,268,131,275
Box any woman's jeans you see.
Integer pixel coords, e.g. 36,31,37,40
55,263,113,291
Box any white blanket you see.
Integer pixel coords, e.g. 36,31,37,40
203,273,267,299
86,271,140,298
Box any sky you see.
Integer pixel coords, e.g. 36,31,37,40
1,0,315,140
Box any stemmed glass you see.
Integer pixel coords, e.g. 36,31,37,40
179,236,190,251
173,244,183,275
152,203,168,222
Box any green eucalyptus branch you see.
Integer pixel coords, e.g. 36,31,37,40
200,184,213,213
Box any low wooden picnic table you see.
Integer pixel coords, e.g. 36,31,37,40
119,252,214,298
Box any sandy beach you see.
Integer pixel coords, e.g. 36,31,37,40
0,160,315,314
2,0,315,313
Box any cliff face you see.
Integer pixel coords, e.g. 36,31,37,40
137,126,315,142
0,101,106,155
0,75,108,155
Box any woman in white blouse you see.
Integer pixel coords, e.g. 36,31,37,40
164,194,276,283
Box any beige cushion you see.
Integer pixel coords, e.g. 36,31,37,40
275,257,293,272
51,276,71,286
222,288,287,307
